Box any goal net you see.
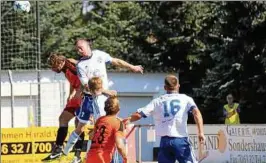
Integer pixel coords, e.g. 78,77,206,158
1,1,44,128
1,1,39,70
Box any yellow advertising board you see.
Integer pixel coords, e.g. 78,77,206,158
1,126,93,163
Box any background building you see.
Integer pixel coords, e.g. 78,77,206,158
1,70,169,161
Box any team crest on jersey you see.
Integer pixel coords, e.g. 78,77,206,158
93,69,103,77
97,57,103,63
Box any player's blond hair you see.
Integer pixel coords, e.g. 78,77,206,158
88,77,103,93
104,96,120,115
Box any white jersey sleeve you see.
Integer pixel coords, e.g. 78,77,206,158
186,96,197,113
76,63,88,86
137,100,156,118
95,50,113,64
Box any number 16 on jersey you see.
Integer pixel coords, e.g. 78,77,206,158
163,100,181,117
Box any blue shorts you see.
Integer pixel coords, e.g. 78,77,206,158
158,136,198,163
75,94,94,124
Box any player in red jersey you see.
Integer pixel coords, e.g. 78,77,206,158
42,53,84,162
86,96,127,163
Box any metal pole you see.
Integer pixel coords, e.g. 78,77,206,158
60,81,65,109
8,70,14,127
29,83,34,127
36,1,41,126
138,127,142,163
0,1,2,130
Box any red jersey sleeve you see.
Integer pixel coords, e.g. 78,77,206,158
65,69,81,89
63,60,81,89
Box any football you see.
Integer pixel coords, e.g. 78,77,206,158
13,1,31,13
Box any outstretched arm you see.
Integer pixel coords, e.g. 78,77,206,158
124,100,155,124
111,58,143,74
102,89,117,97
125,112,142,123
67,58,78,64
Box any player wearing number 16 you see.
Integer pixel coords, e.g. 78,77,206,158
86,96,127,163
125,75,205,163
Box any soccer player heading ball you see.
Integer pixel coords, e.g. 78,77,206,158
63,38,144,163
42,53,84,161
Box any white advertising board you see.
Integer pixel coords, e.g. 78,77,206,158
187,125,266,163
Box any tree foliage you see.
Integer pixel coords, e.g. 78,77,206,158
195,2,266,123
1,1,38,69
1,1,266,123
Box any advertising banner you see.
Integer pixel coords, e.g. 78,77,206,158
1,125,136,163
187,125,266,163
1,126,91,163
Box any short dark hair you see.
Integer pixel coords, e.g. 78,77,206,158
226,93,234,98
164,75,178,90
74,38,94,46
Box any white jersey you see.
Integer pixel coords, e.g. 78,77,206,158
77,49,112,90
93,94,108,119
137,93,197,137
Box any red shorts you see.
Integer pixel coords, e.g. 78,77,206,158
86,151,112,163
64,98,81,115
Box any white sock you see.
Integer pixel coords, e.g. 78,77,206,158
86,140,92,152
83,140,92,159
63,131,79,155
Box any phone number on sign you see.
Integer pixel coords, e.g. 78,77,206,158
230,154,266,163
1,142,53,155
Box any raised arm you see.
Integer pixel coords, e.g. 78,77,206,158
111,58,143,74
67,58,78,64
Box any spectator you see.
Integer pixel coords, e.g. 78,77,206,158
223,94,240,125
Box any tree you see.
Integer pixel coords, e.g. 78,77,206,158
1,1,38,70
2,1,266,123
40,2,150,69
195,2,266,123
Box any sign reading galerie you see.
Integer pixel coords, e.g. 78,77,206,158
187,125,266,163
